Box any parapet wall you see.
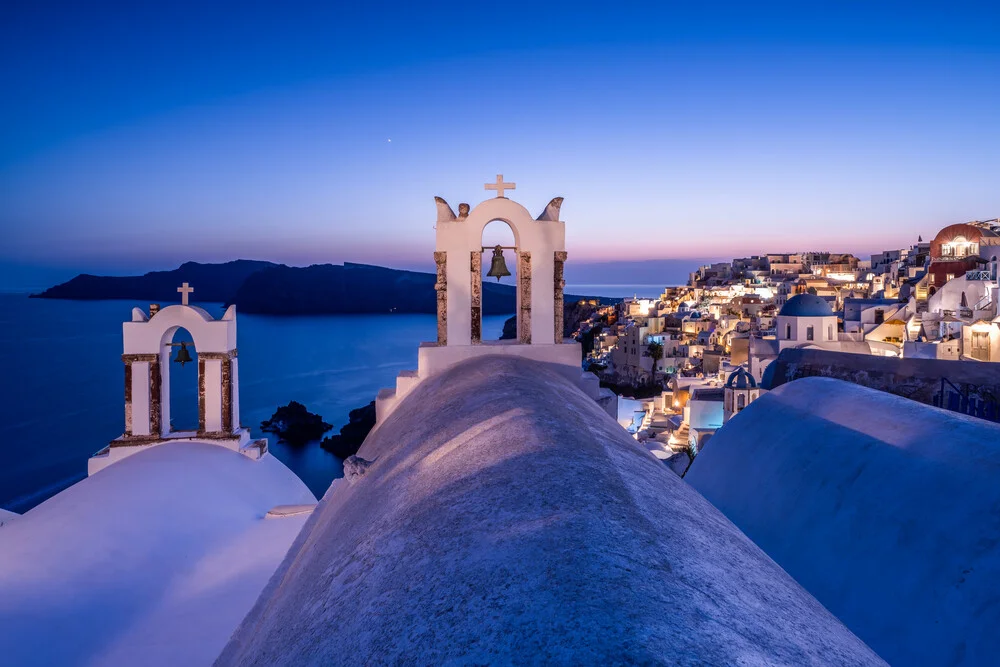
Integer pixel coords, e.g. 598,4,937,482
764,347,1000,407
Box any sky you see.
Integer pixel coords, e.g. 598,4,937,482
1,1,998,288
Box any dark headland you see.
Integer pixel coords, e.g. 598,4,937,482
32,260,617,315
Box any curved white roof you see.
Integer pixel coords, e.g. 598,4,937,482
0,443,315,667
687,377,1000,665
219,357,881,665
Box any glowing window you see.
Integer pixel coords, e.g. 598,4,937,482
941,236,978,258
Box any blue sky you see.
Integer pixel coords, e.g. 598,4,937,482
1,1,998,287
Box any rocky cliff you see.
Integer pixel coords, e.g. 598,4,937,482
32,260,277,303
35,260,613,316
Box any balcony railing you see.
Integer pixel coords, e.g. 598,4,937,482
965,270,993,281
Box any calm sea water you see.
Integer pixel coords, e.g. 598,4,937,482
566,284,668,299
0,293,508,512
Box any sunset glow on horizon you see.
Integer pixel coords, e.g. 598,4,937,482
2,2,998,286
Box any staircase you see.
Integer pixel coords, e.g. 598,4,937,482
669,421,691,449
933,378,1000,423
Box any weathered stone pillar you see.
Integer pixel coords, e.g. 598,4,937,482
471,250,482,344
123,360,133,437
221,353,233,432
518,251,532,344
198,351,234,435
198,357,207,434
120,353,159,441
149,355,161,437
554,251,567,344
434,251,447,345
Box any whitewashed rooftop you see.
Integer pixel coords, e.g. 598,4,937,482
687,377,1000,666
219,356,882,665
0,443,315,667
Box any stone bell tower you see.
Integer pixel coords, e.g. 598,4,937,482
375,177,616,424
89,283,266,475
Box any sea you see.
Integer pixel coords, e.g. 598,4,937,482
568,284,665,299
0,284,653,512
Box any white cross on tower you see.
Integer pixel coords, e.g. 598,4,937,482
485,174,516,198
177,282,194,306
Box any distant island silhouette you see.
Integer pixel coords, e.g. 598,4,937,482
32,260,617,315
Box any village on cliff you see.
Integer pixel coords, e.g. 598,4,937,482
577,218,1000,473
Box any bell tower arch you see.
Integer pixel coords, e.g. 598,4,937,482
434,175,567,347
376,177,616,425
89,284,266,475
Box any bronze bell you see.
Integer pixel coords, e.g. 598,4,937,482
174,342,193,366
486,245,511,282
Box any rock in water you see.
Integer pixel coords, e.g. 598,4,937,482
500,314,517,340
321,401,376,458
260,401,333,445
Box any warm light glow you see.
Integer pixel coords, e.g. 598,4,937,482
941,237,979,258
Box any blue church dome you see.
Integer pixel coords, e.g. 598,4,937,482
725,367,757,389
760,362,779,390
778,293,833,317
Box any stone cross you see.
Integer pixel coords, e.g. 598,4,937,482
177,282,194,306
485,174,515,198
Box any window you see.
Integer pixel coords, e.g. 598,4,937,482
946,273,955,282
874,309,884,325
737,394,746,410
827,325,833,340
941,237,978,258
806,326,814,341
786,324,792,339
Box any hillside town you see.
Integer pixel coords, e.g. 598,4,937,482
576,219,1000,474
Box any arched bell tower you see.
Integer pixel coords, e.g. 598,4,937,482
89,284,266,475
723,367,760,423
375,177,616,425
433,175,568,347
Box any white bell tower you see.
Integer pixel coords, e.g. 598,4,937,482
433,174,569,346
89,284,266,475
375,177,616,424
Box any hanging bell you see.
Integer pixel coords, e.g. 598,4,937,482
174,342,193,366
486,245,511,282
